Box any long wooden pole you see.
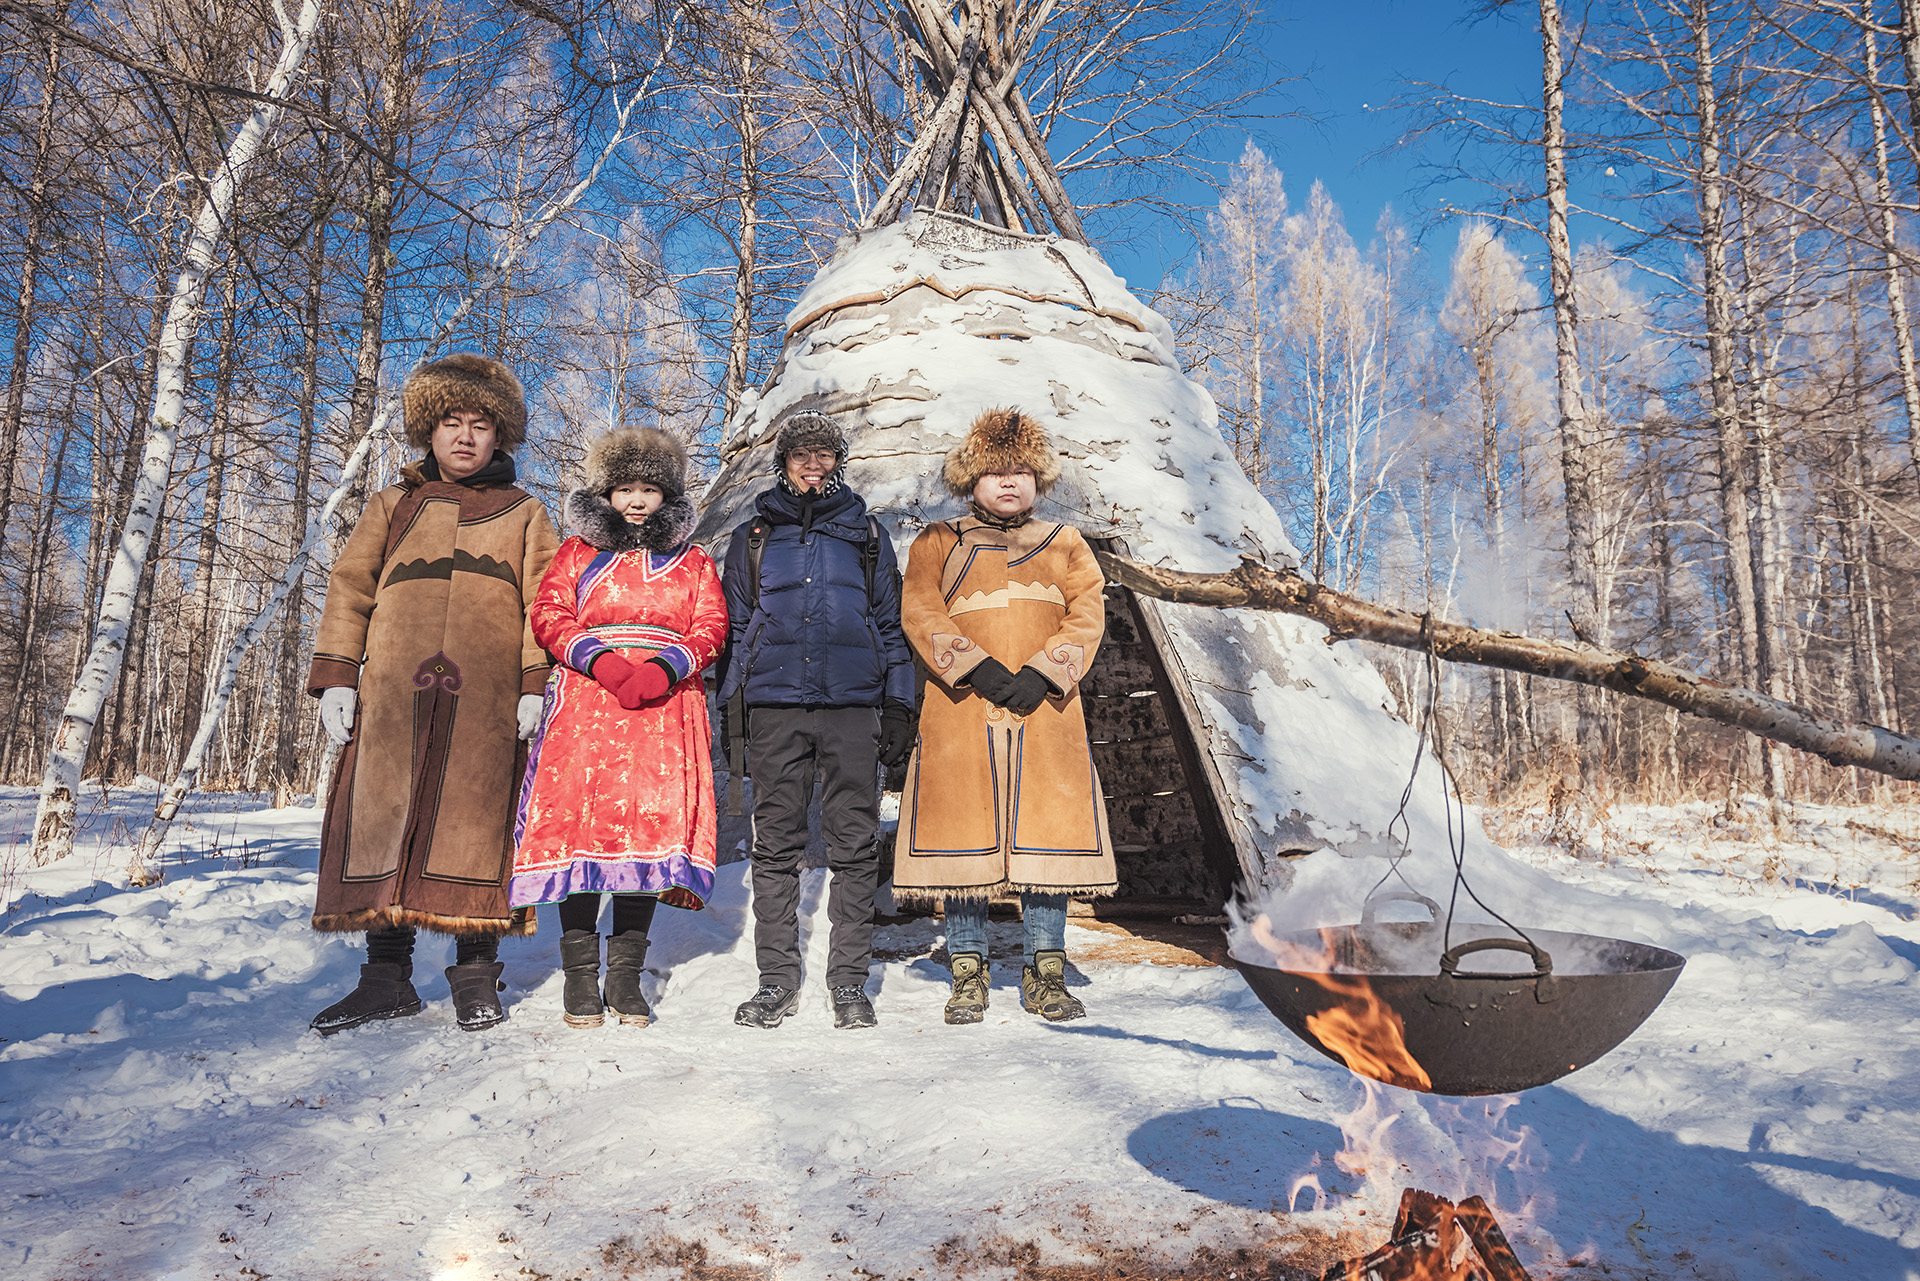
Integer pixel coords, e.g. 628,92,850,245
1094,552,1920,783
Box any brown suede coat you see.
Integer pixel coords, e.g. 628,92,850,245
893,516,1115,902
308,463,559,935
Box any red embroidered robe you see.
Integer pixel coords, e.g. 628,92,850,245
512,538,728,910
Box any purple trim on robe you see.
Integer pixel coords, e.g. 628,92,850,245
509,850,713,910
654,643,696,684
563,633,611,675
513,671,566,846
576,550,622,612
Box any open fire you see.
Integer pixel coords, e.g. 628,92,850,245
1252,919,1435,1093
1321,1188,1533,1281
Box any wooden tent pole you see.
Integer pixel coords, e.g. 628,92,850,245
915,8,985,210
908,0,1084,241
866,8,981,227
1094,551,1920,783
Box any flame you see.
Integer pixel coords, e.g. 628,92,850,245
1256,918,1434,1092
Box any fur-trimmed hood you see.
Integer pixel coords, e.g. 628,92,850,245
565,489,698,554
942,407,1061,498
583,425,689,499
402,353,528,451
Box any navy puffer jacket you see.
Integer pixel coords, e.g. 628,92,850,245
719,484,914,708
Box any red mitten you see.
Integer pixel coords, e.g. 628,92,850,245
616,660,672,709
591,653,638,698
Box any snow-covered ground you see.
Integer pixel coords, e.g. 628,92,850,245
2,784,1917,1280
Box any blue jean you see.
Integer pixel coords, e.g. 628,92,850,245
943,892,1069,968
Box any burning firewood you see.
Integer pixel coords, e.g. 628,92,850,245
1319,1188,1533,1281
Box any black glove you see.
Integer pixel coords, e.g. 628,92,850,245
879,699,914,768
1003,666,1054,716
719,711,731,763
961,656,1017,707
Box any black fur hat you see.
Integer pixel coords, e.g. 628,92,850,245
565,426,698,554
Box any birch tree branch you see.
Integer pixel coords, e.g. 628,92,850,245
1094,551,1920,783
122,39,679,887
29,0,326,868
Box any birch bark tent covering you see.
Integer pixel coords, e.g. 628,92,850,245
696,0,1497,914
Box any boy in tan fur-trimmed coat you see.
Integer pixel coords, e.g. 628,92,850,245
894,408,1113,1025
306,353,560,1035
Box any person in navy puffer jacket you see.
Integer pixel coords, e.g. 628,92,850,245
720,411,914,1030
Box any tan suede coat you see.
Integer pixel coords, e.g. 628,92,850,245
308,463,559,935
893,516,1115,901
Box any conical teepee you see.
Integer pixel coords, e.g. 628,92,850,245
695,0,1494,917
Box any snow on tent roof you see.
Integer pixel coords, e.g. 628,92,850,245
696,210,1553,932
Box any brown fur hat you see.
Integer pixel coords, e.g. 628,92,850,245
402,353,528,451
581,425,689,499
942,407,1061,499
565,427,697,554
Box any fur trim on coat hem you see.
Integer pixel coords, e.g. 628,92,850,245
310,906,536,937
894,881,1118,907
565,489,698,553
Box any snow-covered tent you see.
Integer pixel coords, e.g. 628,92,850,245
695,0,1453,914
695,210,1437,910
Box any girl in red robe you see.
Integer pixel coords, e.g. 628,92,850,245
512,426,728,1027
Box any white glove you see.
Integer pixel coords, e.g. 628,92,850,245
320,687,357,746
517,694,544,741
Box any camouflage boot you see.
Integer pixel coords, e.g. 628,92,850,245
943,951,989,1025
1020,949,1085,1022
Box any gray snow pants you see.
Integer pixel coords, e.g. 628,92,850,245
747,705,882,990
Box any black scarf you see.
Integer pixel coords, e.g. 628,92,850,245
419,450,516,487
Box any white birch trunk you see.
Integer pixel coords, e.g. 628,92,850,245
125,49,673,884
30,0,323,865
1865,16,1920,471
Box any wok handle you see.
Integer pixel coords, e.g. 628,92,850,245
1360,891,1442,929
1440,937,1554,980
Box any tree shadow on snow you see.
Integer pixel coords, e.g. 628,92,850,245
1043,1021,1284,1061
1128,1086,1919,1277
1126,1100,1352,1208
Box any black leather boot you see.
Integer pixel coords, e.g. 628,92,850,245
310,962,423,1036
559,930,605,1027
445,960,506,1031
603,933,652,1027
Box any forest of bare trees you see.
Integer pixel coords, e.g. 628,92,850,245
1170,0,1920,812
0,0,1915,859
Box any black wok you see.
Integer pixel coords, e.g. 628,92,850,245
1232,896,1686,1096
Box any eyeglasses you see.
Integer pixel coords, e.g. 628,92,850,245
788,450,839,466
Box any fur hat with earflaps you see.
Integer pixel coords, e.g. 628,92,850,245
943,407,1061,499
565,426,699,554
772,411,846,466
402,353,528,451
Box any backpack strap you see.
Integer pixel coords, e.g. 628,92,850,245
744,518,771,611
861,516,882,606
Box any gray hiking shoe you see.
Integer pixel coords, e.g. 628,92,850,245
944,951,989,1025
734,984,801,1028
1020,949,1085,1022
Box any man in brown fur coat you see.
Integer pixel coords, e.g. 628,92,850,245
306,353,560,1034
893,408,1113,1025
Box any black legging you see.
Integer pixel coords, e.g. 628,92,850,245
556,892,658,938
365,925,498,967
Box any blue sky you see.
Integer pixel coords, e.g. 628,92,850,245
1097,0,1545,290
